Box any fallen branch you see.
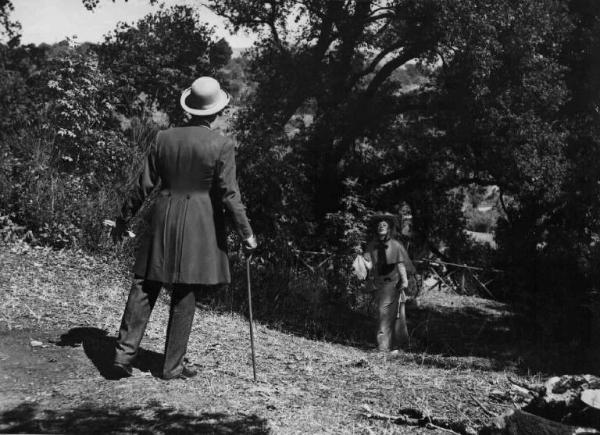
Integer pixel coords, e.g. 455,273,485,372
472,395,498,417
360,404,477,435
360,404,416,424
506,376,544,395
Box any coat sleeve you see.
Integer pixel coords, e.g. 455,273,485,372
118,134,160,223
217,138,253,239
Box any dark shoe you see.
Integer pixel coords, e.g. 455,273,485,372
162,365,198,380
110,362,133,378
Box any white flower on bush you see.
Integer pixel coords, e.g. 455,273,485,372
57,128,76,138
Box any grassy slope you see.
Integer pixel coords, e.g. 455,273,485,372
0,242,528,434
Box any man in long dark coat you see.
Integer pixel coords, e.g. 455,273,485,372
110,77,256,380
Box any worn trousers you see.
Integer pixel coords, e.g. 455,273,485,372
376,277,409,351
114,275,197,379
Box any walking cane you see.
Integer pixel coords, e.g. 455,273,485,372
246,254,257,381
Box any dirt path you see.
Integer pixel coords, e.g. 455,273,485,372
0,242,527,434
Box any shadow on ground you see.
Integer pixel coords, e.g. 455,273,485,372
408,296,600,375
224,287,598,375
54,327,164,378
222,288,520,367
402,298,527,373
0,402,270,434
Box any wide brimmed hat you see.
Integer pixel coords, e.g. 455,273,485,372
369,213,399,236
180,77,230,116
370,213,399,228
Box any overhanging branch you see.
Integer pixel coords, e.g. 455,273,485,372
353,41,405,82
362,48,418,104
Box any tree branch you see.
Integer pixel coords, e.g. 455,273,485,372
267,12,285,50
267,1,341,128
498,188,512,225
291,0,327,20
368,4,396,17
362,48,418,104
353,40,405,81
367,165,501,190
364,11,395,24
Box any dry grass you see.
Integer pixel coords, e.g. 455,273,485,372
0,241,533,434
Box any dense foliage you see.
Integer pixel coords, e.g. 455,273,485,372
0,4,231,249
209,0,600,341
95,5,226,124
1,0,600,346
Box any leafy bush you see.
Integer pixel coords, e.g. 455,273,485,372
0,3,223,250
0,214,28,243
0,41,152,249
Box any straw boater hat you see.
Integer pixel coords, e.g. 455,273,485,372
180,77,230,116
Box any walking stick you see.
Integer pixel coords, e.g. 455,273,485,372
246,254,257,381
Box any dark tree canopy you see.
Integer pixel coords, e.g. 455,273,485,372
208,1,572,245
207,0,600,336
95,5,217,125
0,0,20,45
210,37,233,69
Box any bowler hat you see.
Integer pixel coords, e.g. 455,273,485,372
180,77,230,116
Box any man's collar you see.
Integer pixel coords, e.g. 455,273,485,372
187,118,212,128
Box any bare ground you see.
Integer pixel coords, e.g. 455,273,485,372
0,242,543,434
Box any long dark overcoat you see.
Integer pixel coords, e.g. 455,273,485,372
120,125,253,284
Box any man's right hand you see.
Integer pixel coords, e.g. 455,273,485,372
111,218,128,244
103,218,130,244
243,234,257,251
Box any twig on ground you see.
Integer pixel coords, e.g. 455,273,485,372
21,301,41,321
507,375,543,395
470,395,497,417
361,404,416,425
360,404,477,435
425,422,461,434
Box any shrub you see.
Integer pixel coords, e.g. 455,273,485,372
0,42,157,250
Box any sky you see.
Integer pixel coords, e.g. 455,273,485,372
11,0,255,48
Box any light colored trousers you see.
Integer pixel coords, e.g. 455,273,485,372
376,277,409,351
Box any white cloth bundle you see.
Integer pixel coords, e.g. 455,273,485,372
352,254,369,280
